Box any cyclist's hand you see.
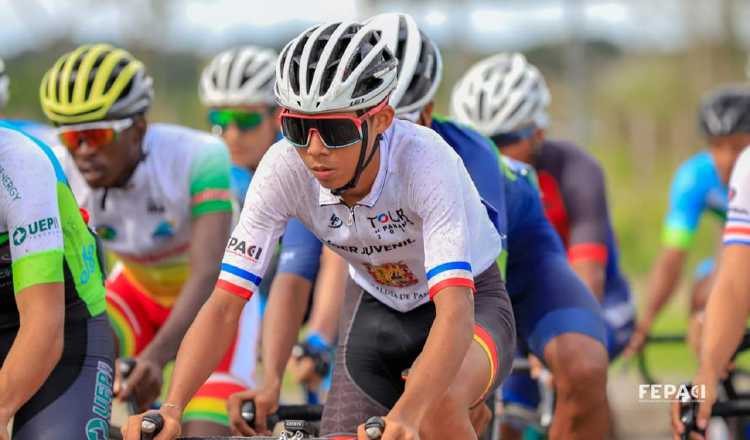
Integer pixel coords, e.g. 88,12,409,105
358,415,419,440
118,357,163,411
227,386,279,436
623,321,651,358
122,409,181,440
288,355,323,389
0,423,8,440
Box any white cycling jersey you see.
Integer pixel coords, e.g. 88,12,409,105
218,118,502,312
725,147,750,246
57,123,233,306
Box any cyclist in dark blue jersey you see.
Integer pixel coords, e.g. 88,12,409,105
625,86,750,357
452,50,637,439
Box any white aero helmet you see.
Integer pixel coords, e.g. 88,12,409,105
275,21,398,114
367,12,442,120
0,57,8,109
450,52,550,136
200,46,278,106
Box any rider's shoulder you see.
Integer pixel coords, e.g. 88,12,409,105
388,118,458,169
144,123,227,155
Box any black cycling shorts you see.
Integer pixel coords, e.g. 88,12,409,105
0,314,114,439
321,263,515,436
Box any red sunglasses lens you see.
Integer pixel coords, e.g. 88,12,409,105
59,128,116,151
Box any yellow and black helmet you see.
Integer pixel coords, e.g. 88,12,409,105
40,44,154,125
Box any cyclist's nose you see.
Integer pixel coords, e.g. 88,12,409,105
307,130,327,156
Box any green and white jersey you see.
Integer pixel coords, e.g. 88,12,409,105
0,122,106,329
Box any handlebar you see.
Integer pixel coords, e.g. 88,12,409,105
139,405,385,439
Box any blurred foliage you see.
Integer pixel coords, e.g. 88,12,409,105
3,40,747,288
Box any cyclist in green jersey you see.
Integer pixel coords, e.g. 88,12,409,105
0,122,113,440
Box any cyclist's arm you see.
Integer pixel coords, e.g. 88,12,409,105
391,144,482,426
0,283,65,420
699,151,750,381
560,152,609,300
390,286,474,425
140,211,232,366
639,247,687,329
163,288,246,415
306,246,349,342
641,161,706,328
697,245,750,381
141,141,233,366
260,271,312,394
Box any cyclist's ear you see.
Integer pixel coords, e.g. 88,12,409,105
370,104,394,136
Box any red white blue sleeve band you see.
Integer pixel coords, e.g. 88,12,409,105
723,215,750,247
216,263,262,300
426,261,475,300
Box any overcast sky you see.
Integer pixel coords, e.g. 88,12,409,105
2,0,748,57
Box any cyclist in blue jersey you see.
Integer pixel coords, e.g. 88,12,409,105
451,50,637,438
625,86,750,357
283,14,612,440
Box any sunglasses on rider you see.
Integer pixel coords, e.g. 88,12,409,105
208,109,264,134
278,99,388,149
490,125,536,148
57,118,134,152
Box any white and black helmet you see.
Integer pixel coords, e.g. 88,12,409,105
0,57,8,109
699,85,750,138
450,52,550,136
200,46,278,107
275,21,398,113
367,13,442,119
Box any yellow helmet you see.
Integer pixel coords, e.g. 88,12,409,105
40,44,154,125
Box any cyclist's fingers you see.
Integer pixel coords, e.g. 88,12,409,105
122,414,145,440
154,416,181,440
696,401,711,431
669,401,684,435
119,363,146,400
227,392,256,436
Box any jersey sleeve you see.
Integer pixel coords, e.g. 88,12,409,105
723,149,750,246
559,151,610,264
0,137,65,293
278,218,322,282
189,139,233,217
662,160,708,249
216,145,295,300
409,140,476,300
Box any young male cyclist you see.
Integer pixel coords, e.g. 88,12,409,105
0,122,113,439
625,86,750,357
39,44,248,436
452,52,634,439
123,21,516,440
671,146,750,438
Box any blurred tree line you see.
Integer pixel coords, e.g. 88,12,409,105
3,34,748,285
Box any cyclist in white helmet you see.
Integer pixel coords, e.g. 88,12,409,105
453,53,634,439
124,20,515,440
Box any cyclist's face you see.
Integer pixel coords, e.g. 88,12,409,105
499,128,545,165
708,133,750,184
68,116,146,188
296,105,395,190
216,104,279,171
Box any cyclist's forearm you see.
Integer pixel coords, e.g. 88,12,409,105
699,248,750,378
307,249,348,341
0,285,65,418
165,289,244,411
641,248,687,324
391,287,474,424
142,271,218,366
262,274,310,386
